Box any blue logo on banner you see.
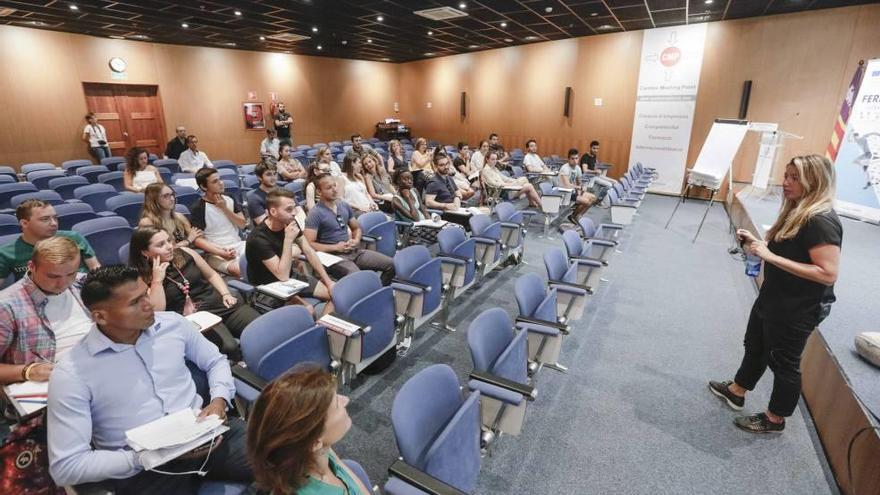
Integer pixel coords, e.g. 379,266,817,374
872,70,880,77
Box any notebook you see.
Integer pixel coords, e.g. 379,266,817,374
3,380,49,416
257,278,310,299
125,408,228,470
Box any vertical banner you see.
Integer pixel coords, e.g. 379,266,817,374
628,24,707,195
832,58,880,223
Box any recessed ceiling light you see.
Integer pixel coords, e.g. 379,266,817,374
425,52,435,56
225,42,236,46
525,35,538,40
367,38,373,43
500,22,507,28
259,36,265,41
130,34,150,40
234,10,241,16
31,21,46,26
427,30,433,35
598,24,614,29
285,50,292,54
342,40,347,45
459,2,467,9
382,57,390,61
312,26,318,32
468,44,478,49
376,15,383,22
181,23,189,28
69,4,78,10
317,45,322,50
504,38,513,42
545,7,553,13
705,0,713,3
591,12,598,17
109,35,125,39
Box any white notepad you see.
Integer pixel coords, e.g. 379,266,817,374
316,251,344,267
257,279,310,299
318,314,365,336
185,312,222,333
125,408,228,470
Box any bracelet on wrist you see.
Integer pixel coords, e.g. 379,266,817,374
22,362,38,381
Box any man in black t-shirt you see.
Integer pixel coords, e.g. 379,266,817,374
164,125,188,159
245,189,334,315
580,140,600,172
273,102,293,145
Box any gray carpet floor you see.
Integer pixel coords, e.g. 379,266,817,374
338,194,838,494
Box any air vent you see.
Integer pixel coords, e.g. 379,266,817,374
414,7,468,21
267,32,310,43
0,8,16,17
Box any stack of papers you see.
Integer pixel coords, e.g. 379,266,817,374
413,219,447,228
315,251,344,267
448,207,483,216
3,380,48,416
126,408,229,470
257,279,309,299
185,312,222,333
318,314,365,336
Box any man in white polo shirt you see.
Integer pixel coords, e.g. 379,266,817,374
190,168,246,277
178,135,214,172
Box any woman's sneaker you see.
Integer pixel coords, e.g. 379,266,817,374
734,413,785,434
708,380,745,411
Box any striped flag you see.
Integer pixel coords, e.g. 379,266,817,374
826,61,865,161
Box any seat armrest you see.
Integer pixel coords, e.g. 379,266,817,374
515,315,569,332
391,278,431,292
585,237,617,247
612,203,638,210
548,279,593,294
226,279,254,296
362,234,380,243
232,364,267,392
439,252,473,263
320,312,371,335
426,208,444,217
598,223,624,230
472,237,500,247
572,255,608,266
572,258,603,268
387,460,469,495
394,221,414,228
469,370,536,400
438,256,466,266
499,221,522,230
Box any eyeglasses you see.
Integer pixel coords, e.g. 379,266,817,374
336,214,346,228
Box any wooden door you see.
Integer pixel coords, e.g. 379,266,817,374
83,83,166,157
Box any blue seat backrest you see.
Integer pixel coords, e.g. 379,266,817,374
257,325,332,380
28,170,66,190
72,216,133,265
578,217,597,238
0,183,38,209
562,230,584,258
359,211,396,257
77,165,111,183
543,248,569,282
469,214,499,239
11,191,64,208
467,308,514,373
241,305,315,369
21,163,54,175
515,273,547,319
54,202,99,231
0,214,19,236
153,159,180,174
332,271,396,358
49,176,89,200
73,184,117,212
394,245,442,315
98,171,125,191
106,193,145,226
495,202,516,222
100,157,125,168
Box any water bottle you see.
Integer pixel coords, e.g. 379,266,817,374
431,212,441,223
745,254,761,277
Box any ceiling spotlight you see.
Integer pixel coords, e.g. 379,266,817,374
285,50,292,54
181,23,189,28
504,38,513,42
317,44,322,50
342,40,348,45
259,36,265,41
591,12,598,17
109,35,125,39
598,24,614,29
525,35,537,40
468,44,478,48
425,52,435,56
705,0,713,3
500,22,507,28
376,15,383,22
382,57,390,61
234,10,241,16
225,42,236,46
130,34,150,40
545,7,553,13
69,4,79,10
312,26,318,32
31,20,46,26
459,2,467,9
367,38,373,43
427,30,433,35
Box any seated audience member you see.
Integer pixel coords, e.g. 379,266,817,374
435,150,475,202
488,133,510,164
523,139,551,173
246,161,278,225
276,142,307,183
316,145,343,176
123,147,163,193
0,200,100,281
392,170,444,246
245,189,335,316
559,149,598,224
454,142,479,188
340,153,379,215
470,139,489,172
178,134,214,172
425,153,463,211
362,151,395,210
409,137,433,192
82,112,110,161
304,174,395,285
350,134,370,156
190,168,246,277
247,366,369,495
260,128,280,160
0,237,91,385
47,265,252,492
580,140,602,174
165,125,188,160
139,183,204,250
130,226,258,359
305,161,331,212
386,139,407,174
481,151,541,208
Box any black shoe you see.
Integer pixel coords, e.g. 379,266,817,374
708,380,744,411
733,413,785,434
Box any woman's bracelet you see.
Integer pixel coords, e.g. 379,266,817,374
21,362,38,381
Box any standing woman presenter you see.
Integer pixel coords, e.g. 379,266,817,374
709,154,842,433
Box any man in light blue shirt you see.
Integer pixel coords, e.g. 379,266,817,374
47,265,251,493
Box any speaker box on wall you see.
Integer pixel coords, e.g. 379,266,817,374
739,80,752,120
461,91,467,118
563,87,572,117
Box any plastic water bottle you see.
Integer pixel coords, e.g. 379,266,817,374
431,212,441,223
745,254,761,277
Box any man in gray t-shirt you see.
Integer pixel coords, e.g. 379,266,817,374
304,174,395,285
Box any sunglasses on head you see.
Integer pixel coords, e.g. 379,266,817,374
336,214,346,228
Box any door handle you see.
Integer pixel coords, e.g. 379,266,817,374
123,132,129,137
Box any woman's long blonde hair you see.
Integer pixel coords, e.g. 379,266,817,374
766,154,835,242
141,183,189,239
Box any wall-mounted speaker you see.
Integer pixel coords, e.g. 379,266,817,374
738,80,752,120
461,91,467,118
563,87,572,117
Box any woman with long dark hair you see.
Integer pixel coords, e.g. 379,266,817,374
247,366,369,494
129,226,260,360
123,147,163,193
709,154,842,433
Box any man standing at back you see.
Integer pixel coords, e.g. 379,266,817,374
164,126,188,160
273,102,293,146
0,237,91,385
0,200,99,281
47,265,252,493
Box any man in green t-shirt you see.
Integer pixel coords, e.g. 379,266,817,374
0,199,100,281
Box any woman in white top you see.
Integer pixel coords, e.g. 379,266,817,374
316,146,342,177
470,140,489,173
340,153,378,214
481,150,542,208
123,147,163,193
81,112,111,161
